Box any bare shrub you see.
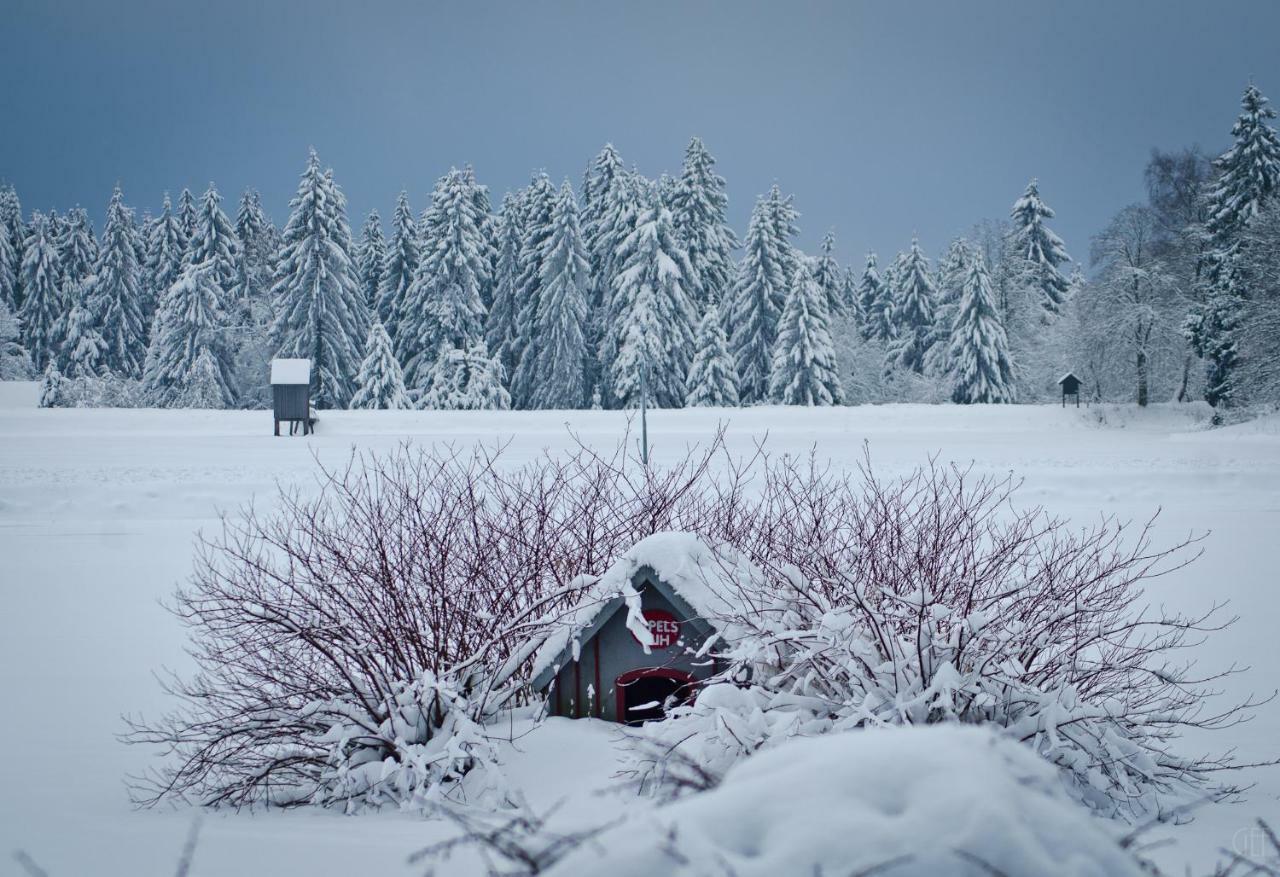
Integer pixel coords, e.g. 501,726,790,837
126,432,1267,820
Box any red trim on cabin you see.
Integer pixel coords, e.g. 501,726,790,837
614,667,698,723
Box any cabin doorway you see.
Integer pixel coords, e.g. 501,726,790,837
616,668,696,725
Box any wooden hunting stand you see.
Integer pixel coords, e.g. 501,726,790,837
1058,372,1082,408
271,359,316,436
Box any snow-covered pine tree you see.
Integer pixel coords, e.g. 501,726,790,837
765,184,801,293
176,188,198,241
58,207,98,292
1007,179,1072,314
0,185,23,310
87,185,147,377
842,266,862,327
668,137,739,308
233,190,275,302
419,341,510,410
769,261,843,405
858,252,894,343
610,203,698,408
484,192,524,380
349,320,411,409
144,194,188,328
0,299,32,379
529,181,590,409
811,231,845,319
1205,83,1280,245
464,167,499,310
925,238,969,376
400,167,491,392
59,278,107,378
186,183,239,306
509,173,557,408
0,208,17,317
18,212,62,371
685,310,739,407
143,259,236,406
176,347,229,409
270,150,370,409
38,363,67,407
356,210,386,311
377,191,419,342
948,251,1016,404
887,237,937,373
727,194,789,403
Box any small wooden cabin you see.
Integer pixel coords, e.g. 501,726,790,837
531,536,723,724
1058,372,1082,408
271,358,315,436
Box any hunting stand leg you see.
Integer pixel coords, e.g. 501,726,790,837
274,418,280,436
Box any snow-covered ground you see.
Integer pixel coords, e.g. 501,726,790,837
1,381,1277,875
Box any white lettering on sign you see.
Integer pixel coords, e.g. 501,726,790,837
631,609,682,648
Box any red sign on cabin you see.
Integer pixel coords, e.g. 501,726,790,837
631,609,681,649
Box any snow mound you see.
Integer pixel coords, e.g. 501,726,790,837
545,725,1145,877
1078,400,1214,431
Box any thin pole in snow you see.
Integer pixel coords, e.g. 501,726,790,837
639,355,650,466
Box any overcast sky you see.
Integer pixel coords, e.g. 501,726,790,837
2,0,1278,267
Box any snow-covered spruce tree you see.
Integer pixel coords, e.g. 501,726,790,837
377,191,419,342
1007,179,1072,314
58,207,98,291
685,311,739,407
400,168,491,393
528,181,590,409
509,173,557,408
668,137,738,308
886,237,937,374
177,348,229,409
765,184,801,293
176,188,198,241
144,194,188,326
484,192,524,379
924,238,969,376
1205,83,1280,246
350,320,411,410
18,212,63,371
0,185,24,310
769,261,843,405
841,266,862,327
143,260,236,407
186,184,239,305
858,251,894,343
949,251,1016,404
726,195,789,403
811,231,845,319
464,167,498,310
0,202,17,316
0,300,32,379
581,145,634,402
419,341,511,410
59,277,107,378
589,170,647,407
610,203,698,408
356,210,386,311
1193,263,1245,410
38,363,67,407
88,185,147,378
270,150,370,409
226,190,279,408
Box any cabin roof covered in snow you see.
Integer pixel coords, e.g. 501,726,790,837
270,358,312,385
528,532,753,691
1058,372,1081,385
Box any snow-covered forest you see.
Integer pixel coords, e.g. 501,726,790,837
5,82,1280,416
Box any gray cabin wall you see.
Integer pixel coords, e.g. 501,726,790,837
548,580,716,722
272,384,311,421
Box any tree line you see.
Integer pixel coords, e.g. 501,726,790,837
1,82,1276,412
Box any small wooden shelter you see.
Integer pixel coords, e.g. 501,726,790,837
1058,372,1082,408
530,534,725,724
270,358,315,436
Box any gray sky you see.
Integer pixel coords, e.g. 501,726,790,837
2,0,1277,267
